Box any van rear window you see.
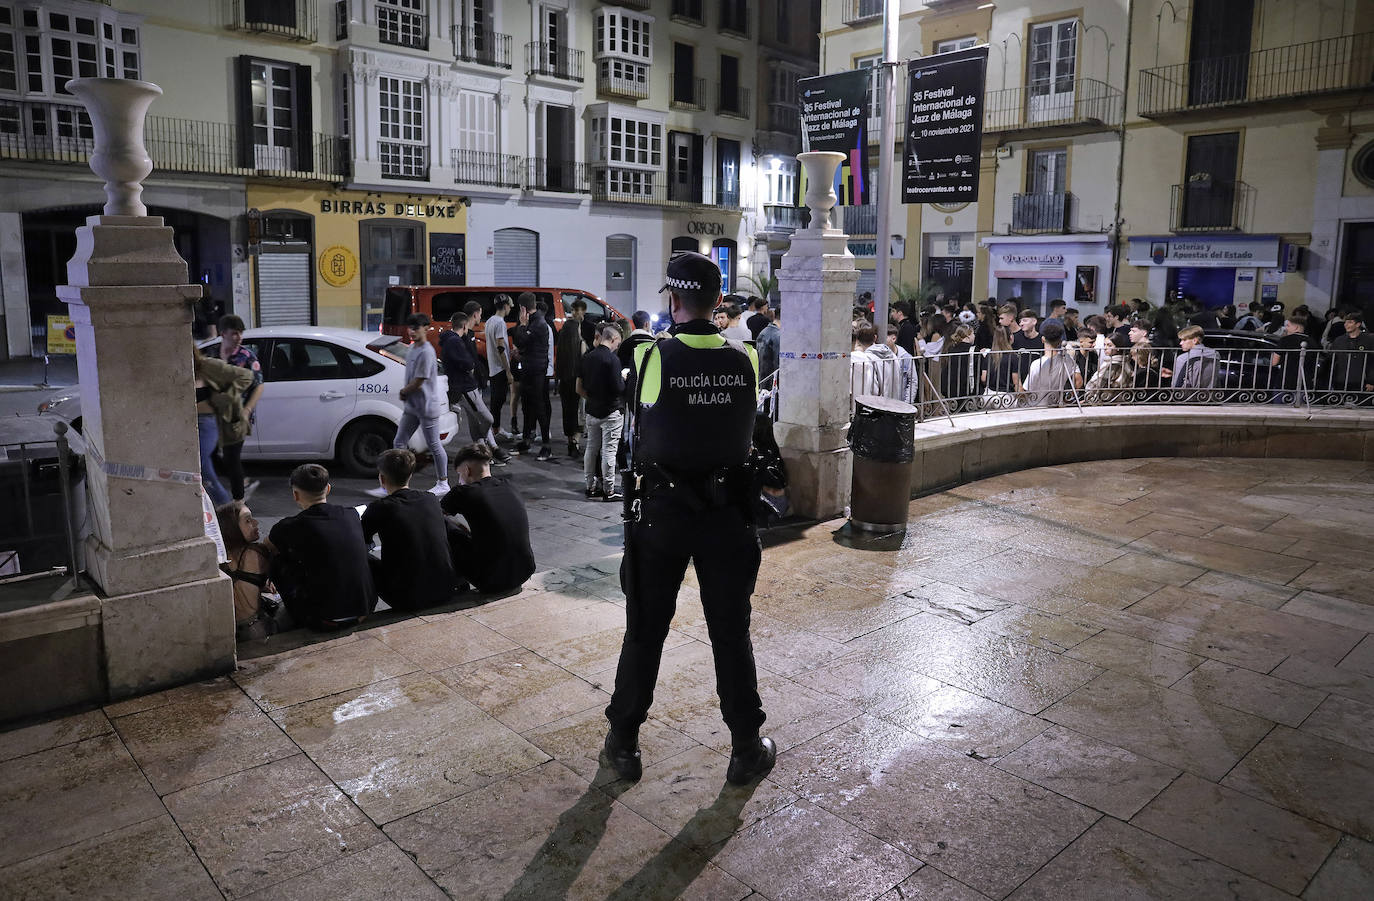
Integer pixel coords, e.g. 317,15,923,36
382,288,411,326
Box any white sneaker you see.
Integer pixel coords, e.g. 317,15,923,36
495,429,514,441
429,480,451,496
364,485,388,498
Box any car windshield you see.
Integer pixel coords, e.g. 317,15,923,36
367,336,407,365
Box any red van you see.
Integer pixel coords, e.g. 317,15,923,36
380,285,626,361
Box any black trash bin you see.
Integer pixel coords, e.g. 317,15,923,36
849,394,917,532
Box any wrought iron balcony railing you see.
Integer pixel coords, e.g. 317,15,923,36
719,1,749,38
597,65,650,100
763,203,805,233
717,84,751,118
0,100,349,180
671,74,706,109
616,0,651,9
842,0,883,26
764,101,799,134
1170,179,1251,232
379,140,429,180
1140,31,1374,117
227,0,317,42
843,204,877,236
453,25,512,69
670,0,705,26
591,168,744,209
376,4,427,50
451,149,522,187
1012,192,1074,233
984,77,1124,133
525,157,589,193
526,42,584,81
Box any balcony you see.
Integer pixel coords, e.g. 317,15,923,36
379,141,429,180
842,0,883,26
763,203,805,234
763,101,799,134
843,204,877,236
615,0,651,9
717,84,751,118
526,42,584,81
671,74,706,110
0,100,349,180
1170,178,1252,232
719,1,749,38
1011,192,1075,234
377,5,428,51
590,168,745,210
1139,31,1374,118
671,0,704,26
984,78,1124,135
453,26,513,69
526,158,589,193
227,0,317,42
451,149,522,188
598,65,650,100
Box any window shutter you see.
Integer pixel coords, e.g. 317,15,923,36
294,63,313,173
234,55,254,169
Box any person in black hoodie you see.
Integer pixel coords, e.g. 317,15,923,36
362,449,460,611
514,293,553,460
441,443,536,594
892,302,920,356
440,312,510,464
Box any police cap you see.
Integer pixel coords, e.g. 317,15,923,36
659,250,722,296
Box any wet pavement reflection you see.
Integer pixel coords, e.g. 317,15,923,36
3,457,1374,899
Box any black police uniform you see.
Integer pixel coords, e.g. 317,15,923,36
604,315,767,746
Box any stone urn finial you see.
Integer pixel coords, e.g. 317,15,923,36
65,78,162,217
798,151,846,234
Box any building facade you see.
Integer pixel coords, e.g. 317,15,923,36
0,0,816,359
820,0,1374,317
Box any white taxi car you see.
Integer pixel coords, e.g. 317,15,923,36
38,327,460,477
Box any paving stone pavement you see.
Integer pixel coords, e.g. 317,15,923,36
3,456,1374,899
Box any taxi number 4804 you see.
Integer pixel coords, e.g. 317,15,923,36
358,383,390,394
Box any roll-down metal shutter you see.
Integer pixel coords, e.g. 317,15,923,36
493,228,539,284
257,249,313,326
854,268,877,300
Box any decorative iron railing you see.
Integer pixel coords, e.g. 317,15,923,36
1170,179,1251,232
379,140,429,180
525,157,589,193
671,74,706,109
842,0,883,26
227,0,318,41
526,42,584,81
984,77,1124,132
1012,192,1074,233
453,25,513,69
718,84,752,117
451,149,522,187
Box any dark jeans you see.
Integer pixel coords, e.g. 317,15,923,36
269,554,372,630
489,370,510,432
559,378,582,439
606,493,765,741
213,440,248,500
521,374,551,445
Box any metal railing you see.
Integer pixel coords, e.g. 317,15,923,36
843,204,878,236
0,101,349,179
377,5,428,50
589,169,744,209
764,101,800,134
227,0,317,41
764,203,806,233
1012,192,1074,233
526,157,589,193
984,77,1124,132
1170,179,1251,232
453,25,513,69
842,0,883,26
379,140,429,180
598,67,650,100
526,42,585,81
0,424,82,581
671,74,706,109
718,84,752,117
1139,31,1374,117
451,149,522,187
616,0,651,9
671,0,705,25
833,345,1374,422
719,1,749,37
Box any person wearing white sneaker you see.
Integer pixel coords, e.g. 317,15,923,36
395,313,451,495
360,449,460,611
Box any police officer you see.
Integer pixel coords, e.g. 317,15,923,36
603,251,775,785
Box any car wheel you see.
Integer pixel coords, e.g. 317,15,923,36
337,418,396,478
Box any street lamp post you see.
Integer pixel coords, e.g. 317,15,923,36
873,0,898,331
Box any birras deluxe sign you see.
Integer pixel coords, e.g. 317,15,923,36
320,199,459,218
902,46,989,206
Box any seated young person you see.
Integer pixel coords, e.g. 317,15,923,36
362,448,460,611
440,443,536,594
264,463,376,630
215,500,281,640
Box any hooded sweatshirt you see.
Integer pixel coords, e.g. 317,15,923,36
1172,344,1220,390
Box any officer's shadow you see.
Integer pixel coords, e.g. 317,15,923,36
501,761,757,901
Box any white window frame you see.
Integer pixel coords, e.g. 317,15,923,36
1027,17,1077,123
456,88,498,155
376,0,426,48
934,35,977,54
854,53,881,129
378,74,426,177
0,2,140,98
763,157,796,206
594,8,651,62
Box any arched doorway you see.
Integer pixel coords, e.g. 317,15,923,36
711,237,737,295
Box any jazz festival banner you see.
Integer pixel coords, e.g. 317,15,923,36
798,69,872,207
902,46,989,206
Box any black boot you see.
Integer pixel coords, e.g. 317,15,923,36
726,735,776,785
602,729,642,781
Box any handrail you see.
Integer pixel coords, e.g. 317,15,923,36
984,77,1124,132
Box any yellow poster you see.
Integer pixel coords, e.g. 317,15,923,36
46,315,76,354
318,245,358,287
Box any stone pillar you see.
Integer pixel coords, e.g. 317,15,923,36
775,151,859,520
56,78,234,699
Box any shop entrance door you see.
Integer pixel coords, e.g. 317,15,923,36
1338,221,1374,319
